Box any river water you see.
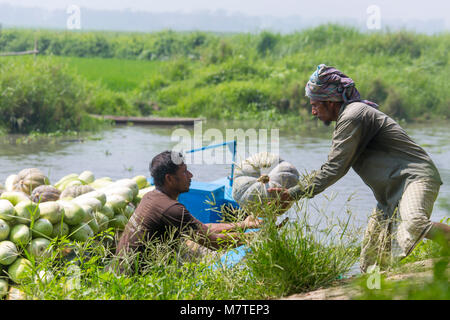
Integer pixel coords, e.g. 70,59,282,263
1,120,449,244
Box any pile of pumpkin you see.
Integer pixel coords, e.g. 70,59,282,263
0,168,154,298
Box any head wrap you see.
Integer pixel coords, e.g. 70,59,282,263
305,64,378,109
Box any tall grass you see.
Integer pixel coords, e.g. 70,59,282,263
246,220,359,296
0,56,109,133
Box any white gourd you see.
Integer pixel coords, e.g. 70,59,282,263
13,168,49,195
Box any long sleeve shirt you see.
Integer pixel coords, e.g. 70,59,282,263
288,102,442,218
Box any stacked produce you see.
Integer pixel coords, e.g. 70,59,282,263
0,168,154,298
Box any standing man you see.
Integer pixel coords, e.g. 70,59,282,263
116,150,261,273
269,64,449,272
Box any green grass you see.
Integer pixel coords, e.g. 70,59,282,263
0,56,107,133
1,199,360,300
352,218,450,300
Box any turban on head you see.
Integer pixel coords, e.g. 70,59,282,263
305,64,378,109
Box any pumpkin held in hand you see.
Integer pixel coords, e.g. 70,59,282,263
232,152,300,214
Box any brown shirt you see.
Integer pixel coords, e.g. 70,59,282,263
116,189,202,256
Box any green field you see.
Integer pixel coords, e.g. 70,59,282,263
3,55,163,92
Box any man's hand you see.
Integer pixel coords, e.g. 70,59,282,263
276,217,289,229
267,187,292,202
267,187,293,213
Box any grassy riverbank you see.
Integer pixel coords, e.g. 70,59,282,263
4,208,448,300
0,25,449,133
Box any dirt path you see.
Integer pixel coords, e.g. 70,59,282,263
280,259,446,300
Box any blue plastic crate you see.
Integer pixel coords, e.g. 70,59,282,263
146,177,240,224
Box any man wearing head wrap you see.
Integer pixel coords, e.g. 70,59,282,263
269,64,448,272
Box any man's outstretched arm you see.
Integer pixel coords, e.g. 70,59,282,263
270,117,366,202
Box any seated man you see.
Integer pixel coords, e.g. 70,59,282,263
115,150,261,273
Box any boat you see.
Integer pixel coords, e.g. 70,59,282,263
147,140,250,268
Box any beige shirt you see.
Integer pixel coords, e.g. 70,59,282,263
288,102,442,218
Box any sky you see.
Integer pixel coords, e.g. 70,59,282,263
2,0,449,24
